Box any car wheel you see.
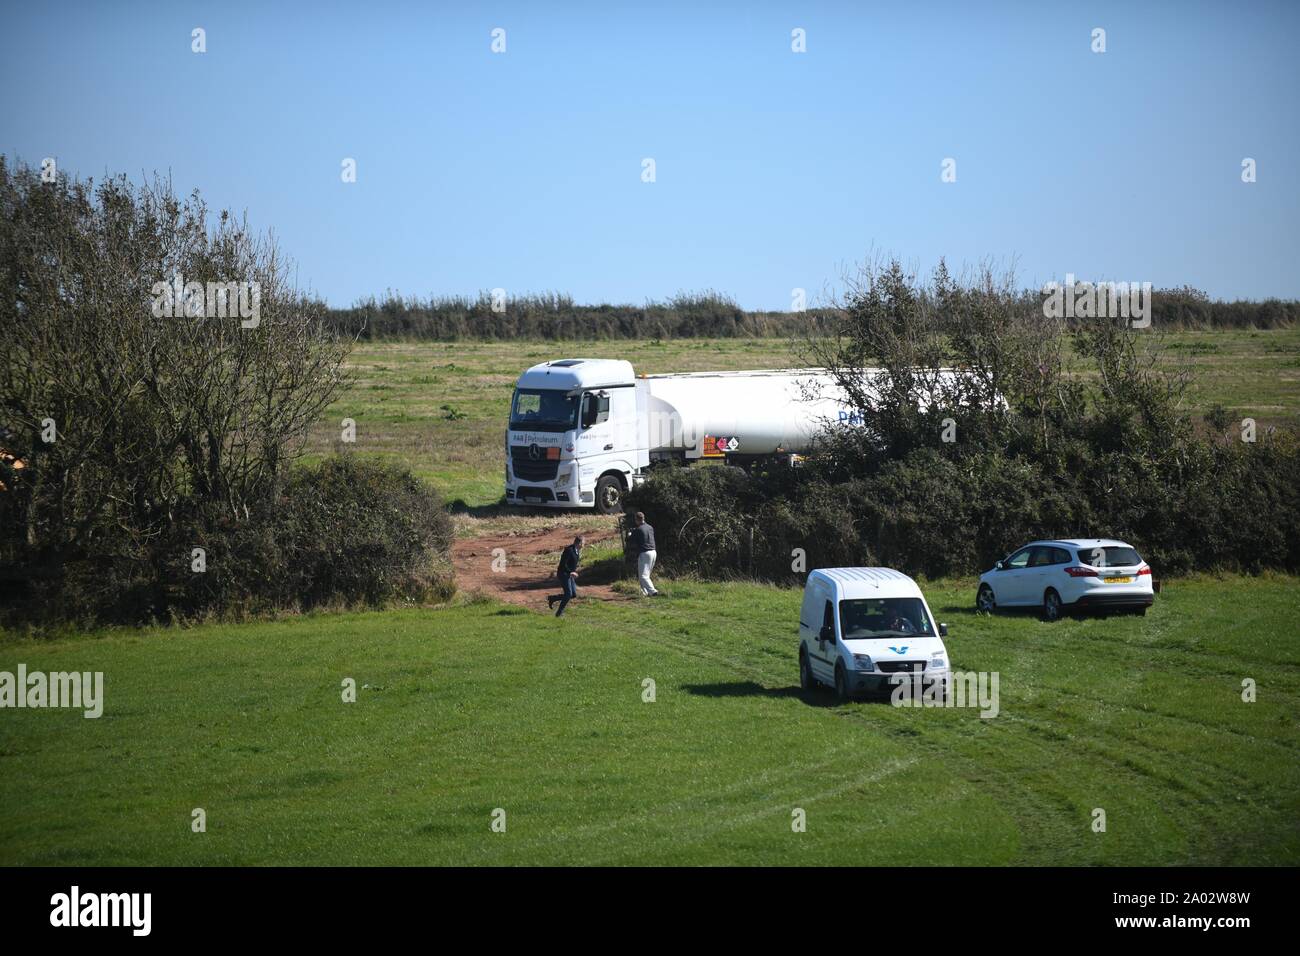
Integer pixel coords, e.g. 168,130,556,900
1042,588,1062,622
799,651,816,692
594,475,623,515
834,662,850,702
976,584,996,613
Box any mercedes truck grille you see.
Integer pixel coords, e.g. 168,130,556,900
510,447,561,482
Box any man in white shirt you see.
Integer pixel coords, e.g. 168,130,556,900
627,512,659,597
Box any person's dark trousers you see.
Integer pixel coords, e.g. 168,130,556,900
553,575,577,616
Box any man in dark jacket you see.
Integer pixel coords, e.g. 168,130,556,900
628,512,659,597
547,534,584,617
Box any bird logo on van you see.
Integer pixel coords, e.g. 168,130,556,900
889,646,909,654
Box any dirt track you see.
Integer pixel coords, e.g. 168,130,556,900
451,522,633,611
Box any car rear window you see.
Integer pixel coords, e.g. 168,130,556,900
1076,546,1142,567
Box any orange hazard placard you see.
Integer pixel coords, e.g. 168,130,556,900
702,436,737,457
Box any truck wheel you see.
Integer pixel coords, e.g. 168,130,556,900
594,475,623,515
834,662,850,702
799,651,816,692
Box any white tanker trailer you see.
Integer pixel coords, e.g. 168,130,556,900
505,357,876,514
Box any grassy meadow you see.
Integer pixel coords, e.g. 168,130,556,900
310,329,1300,508
2,574,1296,865
3,325,1297,866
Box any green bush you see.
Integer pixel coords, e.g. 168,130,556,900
624,465,864,582
1,457,454,629
625,433,1300,584
274,456,455,608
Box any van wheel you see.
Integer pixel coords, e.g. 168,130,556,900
594,475,623,515
1042,589,1062,622
799,651,816,692
976,584,996,613
834,663,850,702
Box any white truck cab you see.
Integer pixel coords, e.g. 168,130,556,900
506,359,643,513
798,568,950,700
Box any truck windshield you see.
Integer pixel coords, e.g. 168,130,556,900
511,388,578,431
838,597,935,638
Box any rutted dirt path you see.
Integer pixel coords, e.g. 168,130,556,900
451,520,634,611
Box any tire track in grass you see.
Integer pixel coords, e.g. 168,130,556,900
483,606,921,863
942,620,1194,863
555,587,1292,864
600,601,1086,862
832,626,1189,863
590,756,922,866
598,606,1081,863
1008,687,1293,836
647,601,1267,864
1042,683,1300,756
930,688,1262,862
826,707,1084,864
482,742,865,862
999,614,1298,828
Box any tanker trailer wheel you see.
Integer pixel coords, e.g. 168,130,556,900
595,474,624,515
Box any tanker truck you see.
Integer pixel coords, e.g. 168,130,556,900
505,358,868,514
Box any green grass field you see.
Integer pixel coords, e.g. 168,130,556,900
4,327,1298,866
2,574,1297,865
311,329,1300,508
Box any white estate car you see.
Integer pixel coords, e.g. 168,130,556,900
976,538,1155,621
798,568,950,700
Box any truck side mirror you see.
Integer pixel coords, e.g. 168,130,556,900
819,625,834,644
939,623,948,637
580,395,596,429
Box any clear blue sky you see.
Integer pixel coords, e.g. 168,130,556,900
2,0,1297,309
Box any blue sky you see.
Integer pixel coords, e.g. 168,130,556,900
2,0,1297,309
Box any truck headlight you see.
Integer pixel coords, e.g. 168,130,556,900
853,654,874,671
930,654,947,670
555,468,572,488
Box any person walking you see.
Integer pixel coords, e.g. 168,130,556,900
628,512,659,597
547,534,584,617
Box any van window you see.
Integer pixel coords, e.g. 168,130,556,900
822,600,834,632
838,598,935,638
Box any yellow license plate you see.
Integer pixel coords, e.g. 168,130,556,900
1105,576,1133,584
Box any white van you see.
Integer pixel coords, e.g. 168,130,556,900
798,568,950,700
